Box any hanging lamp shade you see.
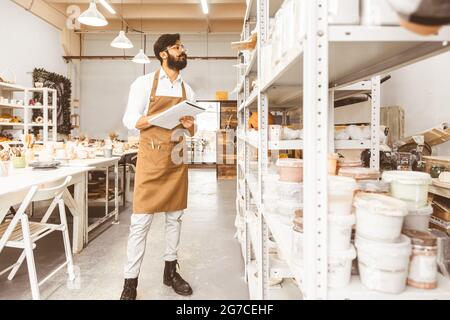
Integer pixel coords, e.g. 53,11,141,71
132,49,150,64
78,1,108,27
111,31,133,49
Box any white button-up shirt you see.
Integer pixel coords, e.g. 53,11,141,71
122,68,196,130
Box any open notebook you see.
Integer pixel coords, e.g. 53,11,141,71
148,100,206,130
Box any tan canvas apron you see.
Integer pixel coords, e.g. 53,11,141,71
133,69,189,214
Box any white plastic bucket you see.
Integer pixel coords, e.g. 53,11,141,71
328,245,356,288
329,214,356,251
354,193,408,242
268,125,282,142
329,176,357,215
404,205,433,232
361,0,399,26
263,172,280,195
276,158,303,183
278,181,303,202
277,199,302,225
382,171,432,209
355,234,412,294
292,230,304,266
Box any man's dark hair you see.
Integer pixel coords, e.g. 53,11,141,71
154,34,180,64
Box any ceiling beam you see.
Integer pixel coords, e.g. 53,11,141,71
76,19,242,33
48,0,244,4
50,3,245,20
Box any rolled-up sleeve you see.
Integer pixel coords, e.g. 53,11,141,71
123,77,147,130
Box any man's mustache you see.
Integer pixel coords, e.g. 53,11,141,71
178,54,187,59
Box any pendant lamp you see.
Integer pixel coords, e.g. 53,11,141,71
111,30,133,49
132,49,150,64
132,0,150,64
78,0,108,27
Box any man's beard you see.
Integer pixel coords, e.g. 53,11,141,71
167,52,188,71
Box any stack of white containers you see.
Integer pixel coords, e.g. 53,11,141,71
382,171,434,232
261,0,305,85
381,171,438,290
327,176,358,288
354,192,411,294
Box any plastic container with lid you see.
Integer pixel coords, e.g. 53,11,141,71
277,199,302,225
328,0,360,25
382,171,432,209
328,245,357,288
356,180,390,194
354,193,408,241
329,214,356,251
329,176,358,215
292,229,304,266
338,167,380,180
338,158,363,168
355,234,412,294
403,229,438,289
361,0,399,26
403,205,433,232
268,125,282,142
263,172,281,195
293,214,303,233
278,181,303,201
276,158,303,183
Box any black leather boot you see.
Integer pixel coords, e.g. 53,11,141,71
163,260,193,296
120,278,138,300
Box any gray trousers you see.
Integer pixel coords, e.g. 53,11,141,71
124,211,183,279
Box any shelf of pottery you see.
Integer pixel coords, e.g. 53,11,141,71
0,82,57,145
235,0,450,300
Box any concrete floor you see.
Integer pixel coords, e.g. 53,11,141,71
0,169,249,300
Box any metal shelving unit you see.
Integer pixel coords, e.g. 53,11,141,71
236,0,450,300
0,82,58,144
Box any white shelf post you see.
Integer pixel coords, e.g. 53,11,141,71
256,0,269,300
43,89,49,143
328,90,335,153
23,89,29,137
370,76,381,170
303,0,329,300
243,18,252,284
52,90,57,142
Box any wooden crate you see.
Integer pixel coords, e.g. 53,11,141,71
381,106,405,146
404,125,450,147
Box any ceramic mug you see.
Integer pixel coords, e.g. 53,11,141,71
12,156,26,169
103,148,113,158
56,149,67,159
38,150,54,162
77,148,88,159
0,161,10,177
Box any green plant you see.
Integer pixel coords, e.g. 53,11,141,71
32,68,72,135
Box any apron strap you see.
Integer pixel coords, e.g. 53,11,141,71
181,82,187,100
150,69,160,101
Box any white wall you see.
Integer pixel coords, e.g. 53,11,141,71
79,33,239,139
335,101,370,125
0,0,67,87
336,51,450,156
381,51,450,155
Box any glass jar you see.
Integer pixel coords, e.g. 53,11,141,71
403,229,438,289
